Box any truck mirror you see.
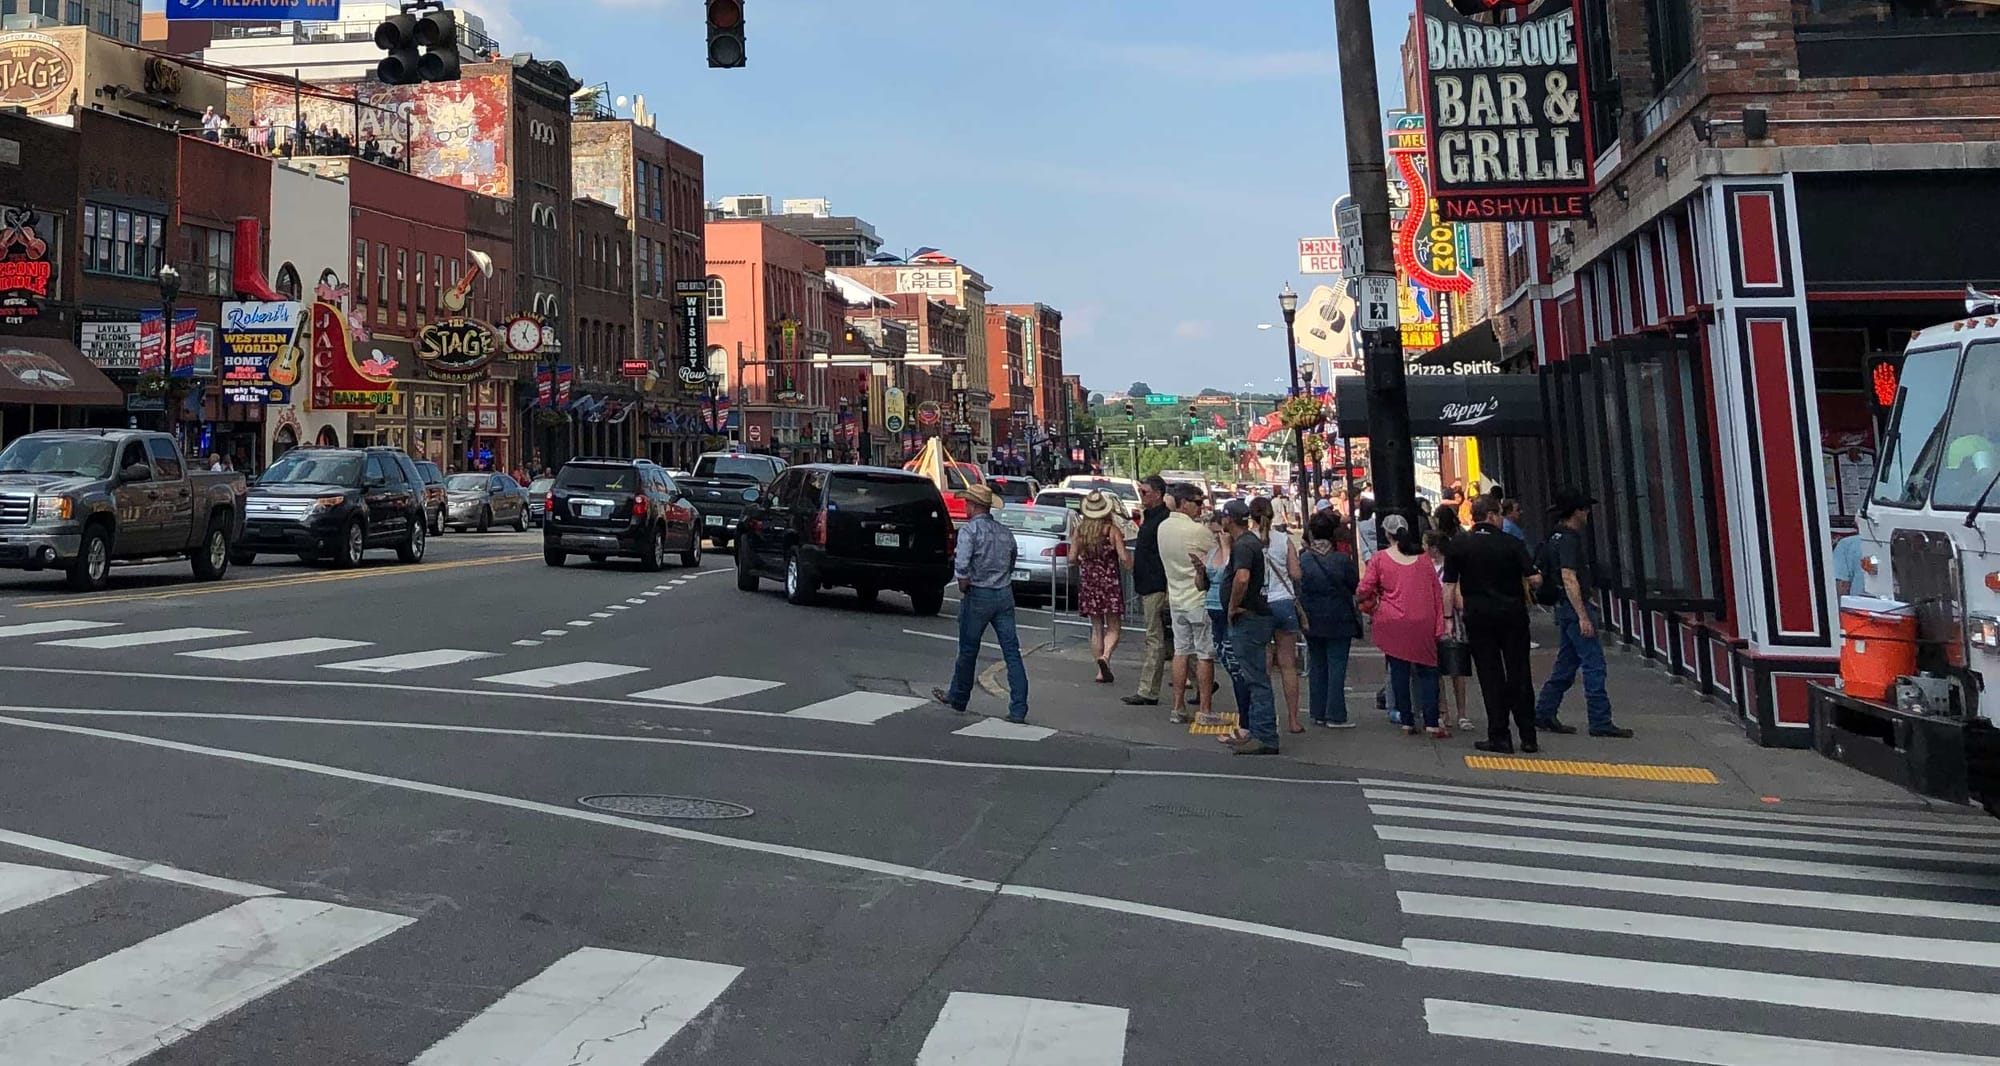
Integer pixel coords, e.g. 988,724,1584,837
120,463,153,483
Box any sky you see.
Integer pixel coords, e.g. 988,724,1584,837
154,0,1419,398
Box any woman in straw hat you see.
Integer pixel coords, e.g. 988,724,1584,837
1072,490,1132,684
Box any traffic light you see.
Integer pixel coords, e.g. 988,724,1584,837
706,0,746,68
375,6,460,85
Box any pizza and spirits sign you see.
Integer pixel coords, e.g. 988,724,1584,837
1418,0,1594,221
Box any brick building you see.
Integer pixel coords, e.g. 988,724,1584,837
833,260,994,462
982,308,1028,455
568,195,637,458
703,218,832,461
1431,0,2000,742
991,302,1064,458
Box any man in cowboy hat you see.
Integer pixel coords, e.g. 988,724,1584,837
1533,488,1631,738
935,484,1030,723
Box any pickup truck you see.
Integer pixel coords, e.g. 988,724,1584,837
0,429,247,591
677,450,786,549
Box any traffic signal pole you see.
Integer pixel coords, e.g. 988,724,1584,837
1332,0,1418,543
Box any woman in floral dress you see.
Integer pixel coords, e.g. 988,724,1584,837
1071,491,1131,684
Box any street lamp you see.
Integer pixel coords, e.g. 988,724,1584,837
1297,362,1317,509
1278,283,1301,397
153,265,182,431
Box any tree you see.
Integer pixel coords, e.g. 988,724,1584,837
1198,387,1230,397
1127,381,1152,398
1088,392,1105,406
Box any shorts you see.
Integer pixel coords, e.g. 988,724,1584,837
1270,599,1301,635
1170,607,1216,660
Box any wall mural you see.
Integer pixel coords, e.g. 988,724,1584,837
245,71,512,197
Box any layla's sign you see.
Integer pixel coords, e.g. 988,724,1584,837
1418,0,1594,221
0,205,51,325
416,317,496,383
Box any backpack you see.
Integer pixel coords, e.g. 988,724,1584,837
1533,529,1568,607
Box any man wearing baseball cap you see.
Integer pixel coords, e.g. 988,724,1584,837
934,484,1029,723
1533,488,1631,738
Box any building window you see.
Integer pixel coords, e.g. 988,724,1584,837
66,1,81,23
183,224,233,296
636,236,650,293
376,243,389,312
354,239,368,304
396,248,408,311
635,161,649,220
414,250,425,315
82,204,164,280
706,276,725,319
653,244,665,297
1642,0,1695,91
275,262,301,301
433,254,444,311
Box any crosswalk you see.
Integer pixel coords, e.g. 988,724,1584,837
0,856,1131,1065
0,619,1045,740
1367,776,2000,1063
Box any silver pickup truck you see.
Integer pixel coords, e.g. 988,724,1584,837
0,429,247,591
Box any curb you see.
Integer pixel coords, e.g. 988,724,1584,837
978,640,1051,698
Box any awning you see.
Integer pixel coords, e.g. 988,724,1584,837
1333,373,1544,437
1410,320,1501,374
0,337,127,407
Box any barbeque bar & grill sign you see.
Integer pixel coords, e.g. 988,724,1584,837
1418,0,1594,221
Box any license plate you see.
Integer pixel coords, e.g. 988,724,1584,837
1011,569,1031,582
706,515,723,527
581,504,606,518
874,532,899,548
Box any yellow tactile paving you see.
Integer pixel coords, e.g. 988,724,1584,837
1463,755,1721,784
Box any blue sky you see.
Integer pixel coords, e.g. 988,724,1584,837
160,0,1417,397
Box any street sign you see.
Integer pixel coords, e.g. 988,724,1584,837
1143,393,1180,405
1359,275,1397,330
1336,198,1363,280
1297,237,1343,275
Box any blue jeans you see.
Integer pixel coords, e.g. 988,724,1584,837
1211,608,1250,714
1387,655,1440,729
1305,635,1352,724
1228,611,1279,748
1536,602,1612,730
947,585,1028,721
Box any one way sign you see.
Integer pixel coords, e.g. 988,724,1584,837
1358,275,1397,331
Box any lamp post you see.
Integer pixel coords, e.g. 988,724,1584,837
1298,362,1317,511
1278,283,1301,396
155,264,182,434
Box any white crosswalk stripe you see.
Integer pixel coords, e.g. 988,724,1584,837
1374,777,2000,1064
181,637,372,662
787,691,930,724
0,620,118,640
477,661,647,689
628,675,783,705
410,948,742,1066
321,649,499,673
0,861,102,917
953,718,1057,742
915,992,1128,1065
39,627,247,650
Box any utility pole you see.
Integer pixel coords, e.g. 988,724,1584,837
1333,0,1418,542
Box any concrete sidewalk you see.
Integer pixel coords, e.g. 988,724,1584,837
978,611,1976,816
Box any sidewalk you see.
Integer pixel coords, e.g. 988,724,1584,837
980,611,1975,816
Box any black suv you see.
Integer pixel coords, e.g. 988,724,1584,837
543,457,702,570
234,447,428,567
735,464,952,614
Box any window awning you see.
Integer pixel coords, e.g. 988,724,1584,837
0,338,127,408
1332,373,1544,437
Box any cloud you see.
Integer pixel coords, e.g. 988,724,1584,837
454,0,544,52
1093,42,1339,82
1173,320,1214,340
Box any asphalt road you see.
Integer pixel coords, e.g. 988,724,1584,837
0,532,1996,1064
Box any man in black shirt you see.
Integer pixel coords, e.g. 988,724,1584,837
1533,490,1631,738
1443,495,1541,753
1218,499,1277,753
1123,475,1174,707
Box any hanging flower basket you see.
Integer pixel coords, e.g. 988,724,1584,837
1278,394,1325,430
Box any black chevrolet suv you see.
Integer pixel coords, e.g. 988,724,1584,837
233,446,428,568
542,457,703,571
735,464,952,614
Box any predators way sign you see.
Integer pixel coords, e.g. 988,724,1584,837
1418,0,1595,221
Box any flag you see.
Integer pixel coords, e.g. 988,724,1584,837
555,365,574,408
535,369,552,408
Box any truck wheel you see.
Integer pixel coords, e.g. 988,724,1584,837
909,587,945,617
66,525,111,592
641,527,666,572
784,549,817,606
191,525,230,582
333,519,365,568
736,540,759,591
680,535,701,569
229,549,257,566
544,544,566,567
396,519,426,564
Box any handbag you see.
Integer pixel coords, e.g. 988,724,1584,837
1271,541,1310,634
1436,617,1472,677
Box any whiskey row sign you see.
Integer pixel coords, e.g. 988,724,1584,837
1417,0,1594,221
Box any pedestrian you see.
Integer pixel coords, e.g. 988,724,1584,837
208,453,227,472
1072,490,1131,685
1158,484,1215,724
933,485,1029,723
1299,510,1360,728
201,106,223,142
1216,499,1279,755
1355,497,1379,566
1427,527,1473,731
1500,496,1529,545
1432,503,1463,540
1834,530,1864,596
1533,489,1633,738
1248,496,1304,734
1122,475,1173,708
1444,495,1542,753
1203,511,1250,724
1358,513,1450,738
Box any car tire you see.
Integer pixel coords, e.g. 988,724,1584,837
514,509,529,533
909,586,945,617
297,548,319,565
229,548,257,566
855,586,879,605
641,527,666,572
680,535,701,569
735,540,759,591
66,525,111,592
191,524,230,582
429,511,444,536
396,518,426,564
712,535,730,552
588,554,609,565
477,506,491,533
333,519,365,568
544,544,565,567
784,549,817,606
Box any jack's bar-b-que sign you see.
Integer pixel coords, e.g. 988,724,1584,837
1418,0,1594,222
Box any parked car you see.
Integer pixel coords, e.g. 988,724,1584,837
678,449,786,550
994,503,1073,607
0,429,246,591
934,461,988,523
233,446,428,568
1059,475,1142,509
446,472,529,532
736,464,952,614
413,461,448,535
543,457,702,570
526,477,554,526
988,475,1040,504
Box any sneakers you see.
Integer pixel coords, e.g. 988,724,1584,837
1590,725,1635,738
1122,695,1160,706
1321,720,1357,729
1538,720,1579,735
1457,717,1474,730
1168,710,1191,724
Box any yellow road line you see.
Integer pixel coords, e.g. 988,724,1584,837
1463,755,1720,784
22,553,538,609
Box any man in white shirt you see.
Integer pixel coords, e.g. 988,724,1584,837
1157,484,1215,724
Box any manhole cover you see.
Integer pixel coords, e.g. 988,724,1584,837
578,795,754,819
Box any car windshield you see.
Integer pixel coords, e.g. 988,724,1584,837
1066,479,1138,501
944,464,983,491
996,507,1070,536
1930,339,2000,509
446,474,489,491
991,479,1035,500
1036,492,1085,513
693,456,771,482
0,436,117,478
528,478,554,493
260,453,361,486
557,465,636,492
416,462,442,482
828,474,940,518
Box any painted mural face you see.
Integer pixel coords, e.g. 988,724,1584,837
245,72,512,197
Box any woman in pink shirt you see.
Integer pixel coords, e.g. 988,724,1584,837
1357,514,1450,737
